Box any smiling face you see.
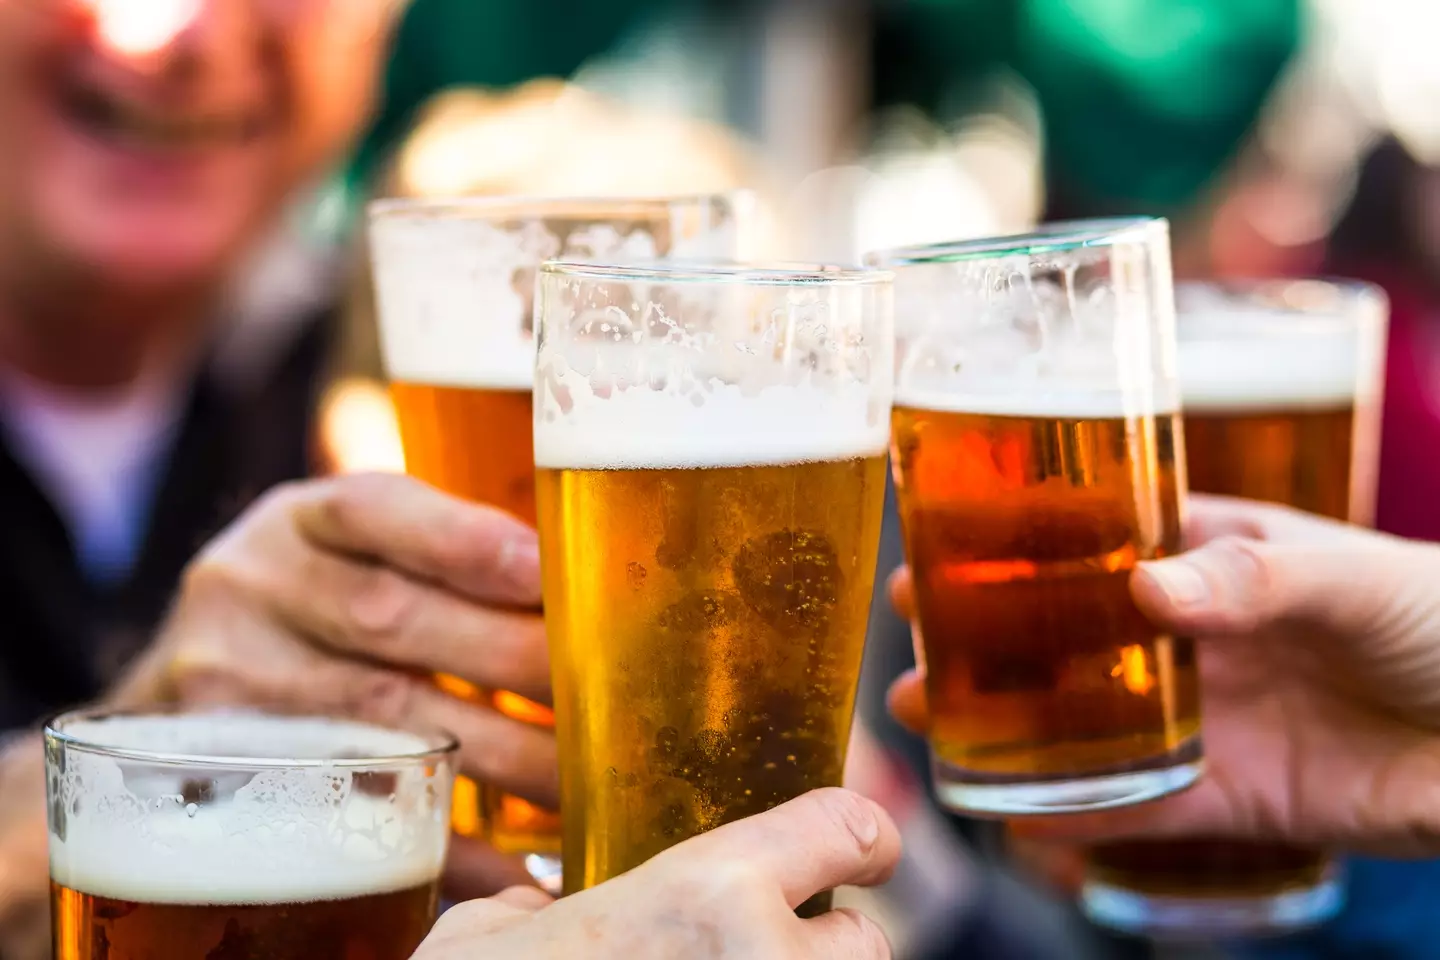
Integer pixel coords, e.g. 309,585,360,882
0,0,397,305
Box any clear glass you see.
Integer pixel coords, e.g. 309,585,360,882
533,259,893,915
869,217,1202,815
1081,278,1389,939
46,708,456,960
366,193,743,879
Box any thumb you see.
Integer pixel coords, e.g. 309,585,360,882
1133,533,1435,640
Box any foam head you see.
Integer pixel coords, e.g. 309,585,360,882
1176,307,1365,413
47,714,453,906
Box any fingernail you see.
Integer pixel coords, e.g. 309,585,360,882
1140,560,1210,608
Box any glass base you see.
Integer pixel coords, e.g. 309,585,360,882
1081,872,1345,940
931,739,1203,816
526,854,564,896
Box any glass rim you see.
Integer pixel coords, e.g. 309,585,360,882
367,190,745,223
538,258,892,287
44,706,460,770
866,217,1167,266
1176,277,1387,315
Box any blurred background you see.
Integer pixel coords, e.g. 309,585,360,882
293,2,1440,959
34,0,1438,957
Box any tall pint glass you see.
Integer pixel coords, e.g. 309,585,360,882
533,260,893,913
869,218,1201,815
367,194,741,867
1082,278,1389,937
47,708,455,960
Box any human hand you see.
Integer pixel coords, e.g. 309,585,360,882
413,788,899,960
889,495,1440,856
111,472,553,895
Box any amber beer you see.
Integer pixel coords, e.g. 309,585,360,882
891,401,1199,805
1083,281,1387,936
873,218,1200,815
387,372,559,852
534,260,892,910
47,711,454,960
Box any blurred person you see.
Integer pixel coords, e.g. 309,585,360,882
0,2,555,955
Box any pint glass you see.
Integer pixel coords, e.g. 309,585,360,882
870,218,1201,815
47,708,455,960
1082,279,1389,937
533,261,893,912
367,195,740,861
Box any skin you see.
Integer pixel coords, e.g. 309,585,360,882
0,0,401,387
413,789,900,960
889,495,1440,856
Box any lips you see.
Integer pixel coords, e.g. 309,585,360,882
54,73,271,150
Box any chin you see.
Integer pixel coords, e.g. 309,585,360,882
55,209,259,294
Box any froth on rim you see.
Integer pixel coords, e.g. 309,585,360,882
534,382,889,470
47,710,456,769
892,387,1180,420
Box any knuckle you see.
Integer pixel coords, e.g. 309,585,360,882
676,858,763,905
344,565,423,650
1202,536,1275,631
828,908,891,960
809,788,882,859
345,671,418,726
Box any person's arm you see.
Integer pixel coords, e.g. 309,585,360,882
0,733,48,960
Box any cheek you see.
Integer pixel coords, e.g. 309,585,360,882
283,13,388,181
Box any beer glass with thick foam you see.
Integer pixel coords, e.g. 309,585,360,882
533,260,893,911
1082,279,1389,938
367,195,740,867
46,709,455,960
869,218,1201,815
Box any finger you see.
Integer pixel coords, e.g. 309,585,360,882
886,567,914,620
1132,531,1434,643
1183,493,1352,548
885,671,928,735
655,788,900,909
175,647,560,806
254,544,551,704
489,885,555,912
292,473,541,608
802,907,893,960
443,837,538,901
428,897,530,941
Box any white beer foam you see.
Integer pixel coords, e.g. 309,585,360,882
1178,331,1359,413
534,381,890,470
369,214,539,391
49,715,450,906
892,386,1179,420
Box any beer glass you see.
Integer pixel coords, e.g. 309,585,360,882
533,260,893,913
1082,278,1389,938
367,194,741,869
47,708,455,960
869,218,1201,815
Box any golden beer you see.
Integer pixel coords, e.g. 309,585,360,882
1083,280,1387,937
891,405,1198,788
46,711,455,960
534,259,893,913
370,196,740,857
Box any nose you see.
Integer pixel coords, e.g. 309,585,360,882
79,0,261,71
